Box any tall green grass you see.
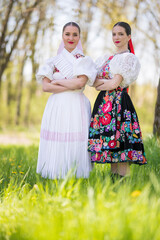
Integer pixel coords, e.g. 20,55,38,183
0,137,160,240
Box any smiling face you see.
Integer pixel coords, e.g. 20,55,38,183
112,25,131,52
62,25,80,52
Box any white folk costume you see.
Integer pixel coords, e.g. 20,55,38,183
36,47,97,179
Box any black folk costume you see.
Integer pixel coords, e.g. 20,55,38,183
88,52,147,165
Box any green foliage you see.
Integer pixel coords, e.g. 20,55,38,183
0,137,160,239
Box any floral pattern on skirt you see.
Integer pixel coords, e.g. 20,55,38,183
88,87,147,165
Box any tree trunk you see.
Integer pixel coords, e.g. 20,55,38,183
24,63,38,126
153,77,160,136
23,11,42,126
6,71,13,125
15,56,26,125
0,0,41,92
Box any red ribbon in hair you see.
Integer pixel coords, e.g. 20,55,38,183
128,39,135,54
126,39,135,93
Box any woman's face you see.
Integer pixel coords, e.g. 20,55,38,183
62,25,80,52
112,25,131,50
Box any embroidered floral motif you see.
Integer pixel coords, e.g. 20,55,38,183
98,56,114,79
100,113,111,125
108,140,116,148
74,54,84,59
102,101,112,113
53,67,59,73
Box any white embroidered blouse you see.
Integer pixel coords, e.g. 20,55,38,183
95,52,141,87
36,47,97,87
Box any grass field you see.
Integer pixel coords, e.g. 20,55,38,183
0,136,160,240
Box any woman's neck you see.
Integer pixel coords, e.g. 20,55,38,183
64,47,76,53
116,47,129,54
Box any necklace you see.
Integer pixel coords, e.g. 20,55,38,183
114,50,130,55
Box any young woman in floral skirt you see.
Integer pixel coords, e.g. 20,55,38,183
88,22,147,178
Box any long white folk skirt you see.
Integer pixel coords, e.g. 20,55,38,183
37,91,92,179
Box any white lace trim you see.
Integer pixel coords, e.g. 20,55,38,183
109,53,141,87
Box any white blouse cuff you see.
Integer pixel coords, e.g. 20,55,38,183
73,56,97,86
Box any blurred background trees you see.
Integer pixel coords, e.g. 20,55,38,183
0,0,159,136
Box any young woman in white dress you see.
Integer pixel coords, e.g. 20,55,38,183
36,22,97,179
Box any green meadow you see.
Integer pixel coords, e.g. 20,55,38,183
0,0,159,238
0,136,160,240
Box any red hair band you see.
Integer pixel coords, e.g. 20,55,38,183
128,39,135,54
126,39,135,94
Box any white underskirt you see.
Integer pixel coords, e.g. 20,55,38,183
37,91,92,179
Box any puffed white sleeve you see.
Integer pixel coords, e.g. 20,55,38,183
95,55,108,71
36,57,55,82
109,53,141,87
73,56,97,86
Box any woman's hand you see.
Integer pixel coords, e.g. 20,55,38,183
53,75,88,90
95,74,123,91
93,78,105,88
50,80,57,85
42,77,69,93
96,82,107,91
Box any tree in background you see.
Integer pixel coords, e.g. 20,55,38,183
0,0,159,135
0,0,41,91
133,0,160,136
0,0,55,125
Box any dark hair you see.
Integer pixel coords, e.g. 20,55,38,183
63,22,81,34
113,22,131,35
113,22,131,51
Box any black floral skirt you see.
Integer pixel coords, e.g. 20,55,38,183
88,87,147,164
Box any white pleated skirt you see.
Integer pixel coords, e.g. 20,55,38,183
37,91,93,179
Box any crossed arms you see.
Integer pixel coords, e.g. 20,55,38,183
93,74,123,91
42,73,123,94
42,75,88,94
